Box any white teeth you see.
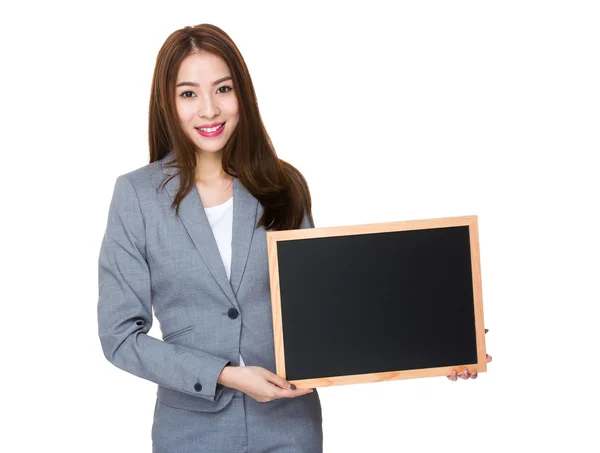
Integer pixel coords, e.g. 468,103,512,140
198,123,223,132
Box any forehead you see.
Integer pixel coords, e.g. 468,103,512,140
176,51,231,82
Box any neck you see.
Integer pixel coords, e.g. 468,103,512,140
194,150,230,185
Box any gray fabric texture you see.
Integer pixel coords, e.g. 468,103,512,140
98,151,321,451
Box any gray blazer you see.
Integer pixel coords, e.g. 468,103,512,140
97,151,315,413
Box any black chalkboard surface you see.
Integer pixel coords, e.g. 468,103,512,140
266,216,487,388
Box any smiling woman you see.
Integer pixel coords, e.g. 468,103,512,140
175,55,239,150
98,23,320,453
148,24,313,230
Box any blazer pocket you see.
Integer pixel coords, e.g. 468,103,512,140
163,326,194,343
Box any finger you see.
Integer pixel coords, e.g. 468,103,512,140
264,372,314,395
459,369,469,380
280,387,314,398
470,371,478,379
284,384,312,393
265,371,296,390
486,354,492,363
448,370,458,381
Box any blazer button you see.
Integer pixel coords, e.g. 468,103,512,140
194,382,202,392
227,308,239,319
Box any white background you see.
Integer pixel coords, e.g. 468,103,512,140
2,1,599,451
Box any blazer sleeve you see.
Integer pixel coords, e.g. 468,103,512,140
97,175,230,402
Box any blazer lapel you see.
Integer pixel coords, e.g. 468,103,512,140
157,152,258,308
230,175,259,297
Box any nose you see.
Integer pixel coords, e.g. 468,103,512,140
197,94,220,119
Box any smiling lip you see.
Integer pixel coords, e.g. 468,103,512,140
195,122,225,137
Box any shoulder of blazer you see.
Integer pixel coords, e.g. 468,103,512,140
113,156,169,194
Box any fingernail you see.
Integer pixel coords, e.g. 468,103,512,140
289,383,296,390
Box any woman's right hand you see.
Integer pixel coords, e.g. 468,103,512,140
217,365,313,403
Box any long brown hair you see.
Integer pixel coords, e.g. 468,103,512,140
148,24,312,231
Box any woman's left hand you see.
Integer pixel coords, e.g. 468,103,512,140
447,328,492,381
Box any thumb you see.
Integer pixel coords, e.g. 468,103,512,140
266,372,296,390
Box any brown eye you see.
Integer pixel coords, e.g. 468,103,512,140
180,91,195,98
217,86,232,94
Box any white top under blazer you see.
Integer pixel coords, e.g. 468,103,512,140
203,196,246,367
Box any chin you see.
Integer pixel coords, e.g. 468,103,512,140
194,141,227,154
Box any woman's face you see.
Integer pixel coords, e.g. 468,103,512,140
175,51,239,156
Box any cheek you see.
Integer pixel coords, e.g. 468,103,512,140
176,101,196,123
224,96,238,115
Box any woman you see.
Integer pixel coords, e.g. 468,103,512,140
98,23,490,453
98,24,321,452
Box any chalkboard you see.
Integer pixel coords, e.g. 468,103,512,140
266,216,487,388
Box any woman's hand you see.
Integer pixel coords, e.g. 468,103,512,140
447,328,493,381
218,365,313,402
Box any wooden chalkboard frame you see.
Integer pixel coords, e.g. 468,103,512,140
266,215,487,388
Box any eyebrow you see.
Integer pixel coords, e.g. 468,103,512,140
175,76,232,88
